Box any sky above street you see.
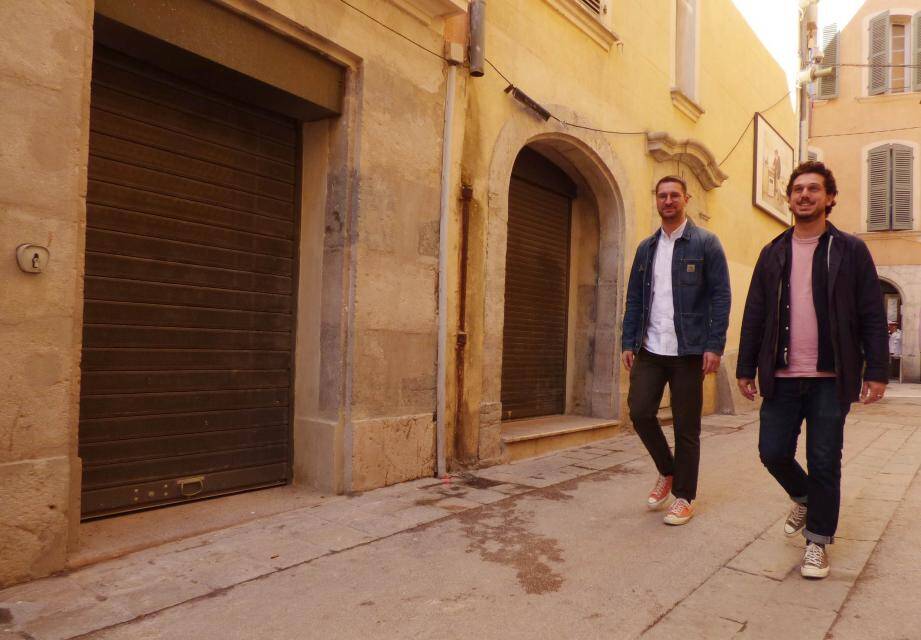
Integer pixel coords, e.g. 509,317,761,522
731,0,866,95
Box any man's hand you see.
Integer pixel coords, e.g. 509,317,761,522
622,350,635,371
737,377,757,401
702,351,721,375
860,381,887,404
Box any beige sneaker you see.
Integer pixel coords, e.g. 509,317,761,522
647,475,673,510
784,502,807,537
801,542,830,579
664,498,694,525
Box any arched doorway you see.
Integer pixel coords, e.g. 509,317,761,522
501,148,576,420
881,279,902,381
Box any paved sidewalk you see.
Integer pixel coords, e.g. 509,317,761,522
2,399,921,640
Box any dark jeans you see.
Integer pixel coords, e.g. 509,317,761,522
628,349,704,501
759,377,850,544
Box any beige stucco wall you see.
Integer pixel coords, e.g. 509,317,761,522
810,0,921,380
0,0,94,586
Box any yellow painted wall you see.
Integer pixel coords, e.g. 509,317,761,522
461,0,795,434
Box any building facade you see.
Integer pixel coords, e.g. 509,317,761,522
810,0,921,382
0,0,793,586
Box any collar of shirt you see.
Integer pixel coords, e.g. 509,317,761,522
659,218,688,242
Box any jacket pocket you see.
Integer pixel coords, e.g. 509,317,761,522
680,312,705,346
680,259,703,285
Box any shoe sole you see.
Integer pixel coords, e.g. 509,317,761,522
784,524,805,537
663,513,693,525
647,495,672,511
801,565,830,579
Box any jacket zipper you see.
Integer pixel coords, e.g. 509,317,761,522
773,277,783,365
827,235,842,377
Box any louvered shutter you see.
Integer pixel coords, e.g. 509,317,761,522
868,145,891,230
869,12,891,95
818,25,839,99
892,144,914,230
580,0,602,13
808,150,819,162
913,12,921,91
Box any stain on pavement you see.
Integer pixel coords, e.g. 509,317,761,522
458,500,564,595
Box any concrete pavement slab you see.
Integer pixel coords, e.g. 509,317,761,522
2,398,921,640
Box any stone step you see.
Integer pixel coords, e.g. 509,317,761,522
501,415,624,462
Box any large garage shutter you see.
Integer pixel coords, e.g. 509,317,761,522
501,150,574,421
79,45,298,518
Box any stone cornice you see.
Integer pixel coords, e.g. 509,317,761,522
646,131,728,191
389,0,466,24
670,88,705,122
542,0,620,50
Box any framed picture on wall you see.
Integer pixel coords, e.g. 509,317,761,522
752,113,794,225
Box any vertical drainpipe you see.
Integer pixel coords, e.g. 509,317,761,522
436,27,466,478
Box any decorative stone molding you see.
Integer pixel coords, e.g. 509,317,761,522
389,0,466,24
645,131,728,190
542,0,620,50
670,88,705,122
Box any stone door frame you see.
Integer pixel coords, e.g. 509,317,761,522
477,107,635,460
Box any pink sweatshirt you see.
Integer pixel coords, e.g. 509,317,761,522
776,233,836,378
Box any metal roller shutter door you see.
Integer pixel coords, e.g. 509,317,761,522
79,45,298,518
501,176,572,421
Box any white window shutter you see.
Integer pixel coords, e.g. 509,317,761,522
808,150,819,162
818,25,839,99
868,145,891,230
913,12,921,91
869,11,891,95
892,144,914,230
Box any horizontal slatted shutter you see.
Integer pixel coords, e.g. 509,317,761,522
913,12,921,91
892,144,914,230
869,11,891,96
817,25,839,99
868,145,891,231
80,45,297,517
808,150,819,162
580,0,602,13
501,175,572,421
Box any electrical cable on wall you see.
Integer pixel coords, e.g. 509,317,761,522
333,1,915,168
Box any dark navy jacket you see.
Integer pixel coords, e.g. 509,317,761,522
621,218,731,356
736,223,888,403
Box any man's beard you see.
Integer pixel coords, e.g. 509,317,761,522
791,204,826,223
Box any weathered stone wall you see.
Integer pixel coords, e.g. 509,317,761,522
0,0,93,586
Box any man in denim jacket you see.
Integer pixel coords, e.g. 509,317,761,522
621,175,731,525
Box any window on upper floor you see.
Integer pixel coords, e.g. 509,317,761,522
670,0,702,120
675,0,697,100
868,11,921,96
816,25,839,99
867,143,914,231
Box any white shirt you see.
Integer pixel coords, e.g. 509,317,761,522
890,329,902,357
644,219,687,356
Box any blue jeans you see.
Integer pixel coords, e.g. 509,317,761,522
758,378,850,544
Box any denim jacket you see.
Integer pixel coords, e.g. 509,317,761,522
621,218,731,356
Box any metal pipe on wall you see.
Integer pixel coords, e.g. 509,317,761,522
436,61,459,478
469,0,486,77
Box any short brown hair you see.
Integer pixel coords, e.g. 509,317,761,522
786,161,838,215
655,175,688,195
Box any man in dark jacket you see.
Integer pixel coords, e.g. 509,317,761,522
737,161,888,579
622,175,731,526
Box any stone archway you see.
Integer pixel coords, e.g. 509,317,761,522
877,272,918,382
476,107,635,461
